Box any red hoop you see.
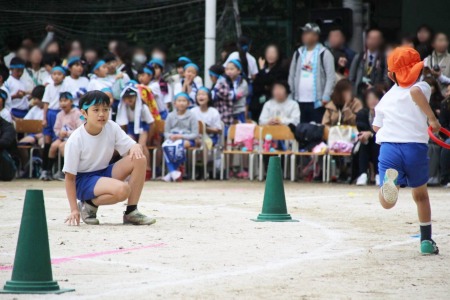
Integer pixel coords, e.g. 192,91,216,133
428,126,450,149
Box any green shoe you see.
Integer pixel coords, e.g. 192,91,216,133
123,209,156,225
382,169,399,204
421,240,439,255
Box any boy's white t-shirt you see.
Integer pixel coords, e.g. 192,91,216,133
373,81,431,144
42,82,67,110
65,76,89,106
24,105,43,120
1,84,12,110
87,77,112,92
191,106,222,130
5,76,29,110
125,104,155,124
149,80,165,112
63,120,136,175
224,51,259,78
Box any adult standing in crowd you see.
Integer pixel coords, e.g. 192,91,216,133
349,28,388,98
327,26,355,68
250,44,288,122
288,23,335,124
425,32,450,96
414,24,434,60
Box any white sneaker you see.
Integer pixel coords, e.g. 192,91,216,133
427,177,439,186
375,174,380,186
39,170,48,180
162,173,172,182
356,173,368,186
170,171,182,181
381,169,399,204
445,183,450,188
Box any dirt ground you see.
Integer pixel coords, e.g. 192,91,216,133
0,180,449,300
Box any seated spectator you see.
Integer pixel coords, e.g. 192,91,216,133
259,80,300,127
191,87,222,146
322,79,363,127
424,32,450,96
439,97,450,186
0,115,18,181
331,49,348,82
355,88,384,186
414,24,434,60
423,77,444,117
0,89,11,123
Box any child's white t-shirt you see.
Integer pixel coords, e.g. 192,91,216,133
373,81,431,144
87,77,112,92
149,80,165,112
191,106,222,130
65,76,89,106
24,105,43,120
5,76,29,110
63,120,136,175
1,84,12,110
125,104,154,125
42,82,67,110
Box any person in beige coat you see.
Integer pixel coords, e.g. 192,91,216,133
322,78,363,126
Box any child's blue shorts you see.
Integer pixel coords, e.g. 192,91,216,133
43,109,60,140
127,122,150,140
76,164,114,201
11,108,28,119
234,112,246,123
378,143,429,188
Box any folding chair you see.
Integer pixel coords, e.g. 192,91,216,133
212,121,225,179
258,125,295,181
220,124,260,180
326,125,357,182
290,126,329,182
14,119,43,178
188,120,207,180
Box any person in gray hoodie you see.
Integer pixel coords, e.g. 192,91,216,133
288,23,335,124
162,92,199,181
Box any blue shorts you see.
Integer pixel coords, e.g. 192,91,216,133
43,109,60,139
11,108,28,119
378,143,429,188
127,122,150,140
188,139,196,147
160,110,168,120
234,112,246,123
75,164,114,201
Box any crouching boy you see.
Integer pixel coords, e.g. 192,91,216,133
63,90,155,226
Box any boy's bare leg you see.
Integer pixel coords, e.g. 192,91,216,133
92,178,131,206
412,184,431,224
138,132,150,171
49,139,61,159
111,154,146,205
58,141,66,156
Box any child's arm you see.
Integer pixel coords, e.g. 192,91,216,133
410,86,441,133
53,114,62,138
181,117,199,140
64,173,80,225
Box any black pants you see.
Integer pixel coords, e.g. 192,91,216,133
358,138,380,175
299,102,325,124
0,150,16,181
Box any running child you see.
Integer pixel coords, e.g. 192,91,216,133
63,90,155,226
45,92,82,181
116,84,154,179
162,92,199,182
373,47,440,254
64,57,89,107
5,57,29,118
41,66,67,180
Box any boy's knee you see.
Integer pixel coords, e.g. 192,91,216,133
116,183,131,201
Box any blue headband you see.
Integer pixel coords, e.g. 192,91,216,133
209,70,219,77
101,87,113,94
67,56,81,67
229,59,242,71
59,92,73,100
198,87,210,94
241,45,249,52
178,56,192,63
52,66,66,74
80,98,100,120
10,64,25,69
92,60,105,72
184,63,199,72
148,58,164,68
174,92,190,101
143,67,153,75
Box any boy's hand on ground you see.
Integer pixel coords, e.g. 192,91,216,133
429,119,441,134
65,209,80,226
129,144,144,160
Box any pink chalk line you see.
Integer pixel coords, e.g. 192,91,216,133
0,243,165,271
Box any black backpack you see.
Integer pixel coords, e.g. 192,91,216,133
294,123,324,151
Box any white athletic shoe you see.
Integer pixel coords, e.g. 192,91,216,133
375,174,380,186
39,170,48,181
170,171,182,181
356,173,368,186
381,169,399,204
162,173,172,182
427,177,439,186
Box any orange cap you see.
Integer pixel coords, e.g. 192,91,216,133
387,46,424,88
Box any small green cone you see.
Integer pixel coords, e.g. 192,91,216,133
252,156,298,222
0,190,74,294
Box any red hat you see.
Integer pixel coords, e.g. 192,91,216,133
387,46,424,88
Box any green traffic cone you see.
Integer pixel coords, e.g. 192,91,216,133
0,190,74,294
252,156,298,222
